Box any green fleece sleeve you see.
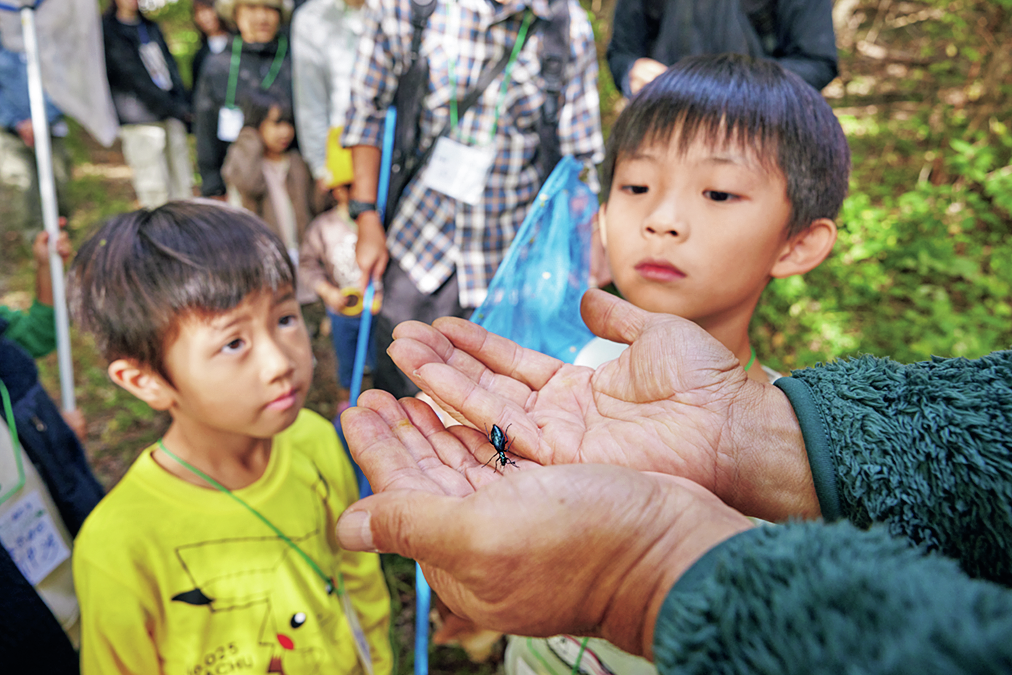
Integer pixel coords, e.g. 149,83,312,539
654,522,1012,675
0,299,56,359
774,351,1012,585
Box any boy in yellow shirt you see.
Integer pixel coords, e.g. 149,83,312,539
68,201,392,675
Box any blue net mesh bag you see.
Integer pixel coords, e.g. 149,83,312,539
471,157,597,363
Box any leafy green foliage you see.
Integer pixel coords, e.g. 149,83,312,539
753,0,1011,371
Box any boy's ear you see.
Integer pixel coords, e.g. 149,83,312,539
770,218,837,279
107,359,175,411
598,203,609,250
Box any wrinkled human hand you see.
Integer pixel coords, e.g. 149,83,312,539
388,289,818,521
628,58,669,96
338,393,753,658
342,390,538,497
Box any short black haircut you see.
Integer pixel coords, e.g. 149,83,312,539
69,201,295,377
241,88,294,130
601,53,851,238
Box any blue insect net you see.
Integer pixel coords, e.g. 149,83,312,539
471,156,597,363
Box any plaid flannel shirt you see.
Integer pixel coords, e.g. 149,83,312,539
343,0,605,308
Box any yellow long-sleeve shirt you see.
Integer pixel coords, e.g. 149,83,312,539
73,410,392,675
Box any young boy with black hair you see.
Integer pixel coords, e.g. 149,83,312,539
508,53,851,675
577,52,850,383
68,201,392,675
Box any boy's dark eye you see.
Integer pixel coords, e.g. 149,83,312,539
620,184,648,195
279,314,298,327
705,190,736,202
222,339,244,353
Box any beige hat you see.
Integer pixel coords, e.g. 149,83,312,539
216,0,293,23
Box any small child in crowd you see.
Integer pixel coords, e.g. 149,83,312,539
299,182,377,414
509,53,851,675
222,89,321,266
68,202,392,675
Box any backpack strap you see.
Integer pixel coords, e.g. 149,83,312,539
385,0,438,226
409,0,437,64
400,19,536,198
534,0,569,178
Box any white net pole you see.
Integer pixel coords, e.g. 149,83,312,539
21,5,76,411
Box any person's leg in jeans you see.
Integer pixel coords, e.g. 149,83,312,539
119,123,171,208
372,262,471,398
0,129,40,246
163,118,193,200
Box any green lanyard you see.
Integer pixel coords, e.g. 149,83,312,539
156,439,342,596
447,6,534,142
0,381,26,508
225,34,289,109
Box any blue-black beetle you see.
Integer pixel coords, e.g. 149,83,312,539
482,423,517,472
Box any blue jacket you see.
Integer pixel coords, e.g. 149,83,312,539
0,46,63,133
0,316,104,671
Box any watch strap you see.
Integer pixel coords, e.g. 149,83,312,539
348,200,378,220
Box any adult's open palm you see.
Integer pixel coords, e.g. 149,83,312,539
388,289,755,494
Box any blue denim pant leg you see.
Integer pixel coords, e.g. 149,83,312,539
326,307,377,390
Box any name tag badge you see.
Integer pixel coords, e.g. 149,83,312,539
138,41,173,91
341,589,375,675
421,137,495,206
0,490,70,586
218,106,245,142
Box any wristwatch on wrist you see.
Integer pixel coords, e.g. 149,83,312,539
348,200,378,220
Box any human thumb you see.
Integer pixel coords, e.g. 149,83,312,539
580,288,650,346
337,490,465,564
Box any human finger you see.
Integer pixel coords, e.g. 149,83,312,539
398,404,541,484
388,324,532,428
392,320,519,396
431,315,567,393
349,391,480,496
386,322,477,425
578,289,649,346
340,399,441,494
445,422,541,477
412,361,543,461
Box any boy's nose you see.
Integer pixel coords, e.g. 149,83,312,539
642,209,682,238
644,222,679,237
642,194,686,238
260,337,295,380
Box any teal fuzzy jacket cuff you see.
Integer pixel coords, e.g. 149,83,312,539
653,351,1012,673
